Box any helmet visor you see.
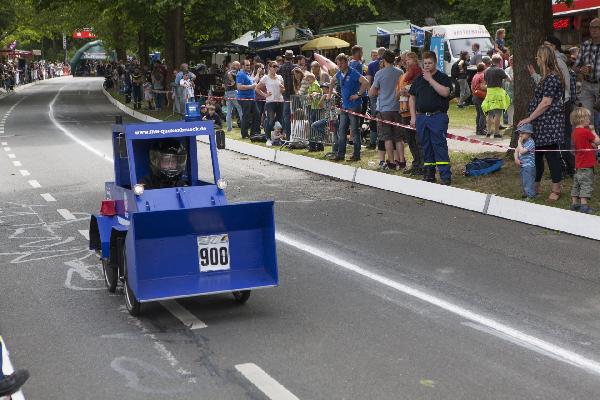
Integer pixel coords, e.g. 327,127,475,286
150,151,187,179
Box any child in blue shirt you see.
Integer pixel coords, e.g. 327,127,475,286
514,123,536,199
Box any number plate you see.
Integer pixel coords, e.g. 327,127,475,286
197,234,230,272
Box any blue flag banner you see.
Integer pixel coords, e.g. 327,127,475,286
410,25,425,48
429,37,445,73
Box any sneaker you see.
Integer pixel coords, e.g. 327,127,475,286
579,205,596,214
0,369,30,397
384,161,396,170
331,156,345,162
346,156,361,162
396,161,407,170
570,204,581,211
367,144,376,150
494,134,503,138
377,161,386,170
440,179,452,186
485,133,491,138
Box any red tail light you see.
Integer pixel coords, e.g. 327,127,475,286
100,199,116,216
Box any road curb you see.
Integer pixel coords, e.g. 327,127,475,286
102,87,600,241
0,75,71,101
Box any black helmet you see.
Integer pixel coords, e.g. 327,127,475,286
149,139,187,179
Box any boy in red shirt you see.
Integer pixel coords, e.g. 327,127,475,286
570,107,600,213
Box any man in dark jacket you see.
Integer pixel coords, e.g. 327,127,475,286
451,51,470,108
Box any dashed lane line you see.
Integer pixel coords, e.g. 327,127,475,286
235,363,299,400
78,230,90,240
27,180,40,188
40,193,56,202
12,161,22,167
3,147,10,151
0,142,6,145
57,209,76,221
159,300,207,330
19,170,30,176
8,154,15,159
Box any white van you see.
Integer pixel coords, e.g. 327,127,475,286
429,24,494,75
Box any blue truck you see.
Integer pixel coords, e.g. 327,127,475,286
88,117,278,316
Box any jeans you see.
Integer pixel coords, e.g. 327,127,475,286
257,100,266,131
416,113,451,180
240,100,260,138
132,85,142,104
283,100,292,140
337,106,361,159
154,92,164,111
579,81,599,116
225,90,243,131
265,102,283,138
472,96,486,135
458,78,470,105
521,166,536,198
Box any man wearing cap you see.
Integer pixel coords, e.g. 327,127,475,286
279,50,298,139
574,18,600,115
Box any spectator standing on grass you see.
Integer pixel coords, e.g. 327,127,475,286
369,50,405,171
176,64,196,113
409,51,453,185
279,50,298,139
306,73,324,151
534,35,575,176
330,53,370,162
482,54,511,138
180,72,195,103
573,18,600,115
397,52,424,175
151,62,166,112
504,56,514,128
253,63,267,132
569,107,600,213
143,77,154,110
514,123,537,200
131,68,144,110
236,59,260,139
349,45,370,134
452,51,470,108
471,43,483,66
518,45,565,202
366,47,386,150
224,61,243,132
471,63,487,136
257,61,285,141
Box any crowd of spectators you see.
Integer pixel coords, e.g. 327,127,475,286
1,60,67,92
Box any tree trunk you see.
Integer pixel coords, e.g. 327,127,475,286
164,3,185,73
509,0,553,152
112,17,127,62
138,30,149,67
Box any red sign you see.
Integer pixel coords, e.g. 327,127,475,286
553,0,600,14
553,17,570,29
73,31,97,39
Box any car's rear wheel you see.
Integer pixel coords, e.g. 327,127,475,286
122,242,141,316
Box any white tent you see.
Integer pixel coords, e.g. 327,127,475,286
232,31,263,47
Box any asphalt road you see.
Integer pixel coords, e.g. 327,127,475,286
1,77,600,399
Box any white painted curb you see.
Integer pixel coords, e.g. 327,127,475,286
0,75,71,101
103,87,600,241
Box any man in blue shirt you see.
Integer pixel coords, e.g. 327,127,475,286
236,59,260,138
330,53,370,161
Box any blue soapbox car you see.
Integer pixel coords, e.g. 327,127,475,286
88,117,278,316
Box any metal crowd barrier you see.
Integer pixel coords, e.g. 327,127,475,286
289,94,338,146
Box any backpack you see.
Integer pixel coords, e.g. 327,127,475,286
464,158,504,177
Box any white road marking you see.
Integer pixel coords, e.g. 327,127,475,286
3,147,10,151
1,338,26,400
40,193,56,202
78,230,90,240
1,141,6,145
235,363,299,400
19,170,30,176
12,161,22,167
8,154,15,158
276,232,600,376
27,179,41,188
57,209,76,220
160,300,207,330
49,87,114,163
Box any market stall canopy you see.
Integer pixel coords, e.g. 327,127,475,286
248,28,280,49
301,36,350,51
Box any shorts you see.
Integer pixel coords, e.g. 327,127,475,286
571,168,594,198
377,111,406,142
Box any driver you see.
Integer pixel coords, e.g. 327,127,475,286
139,139,189,189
